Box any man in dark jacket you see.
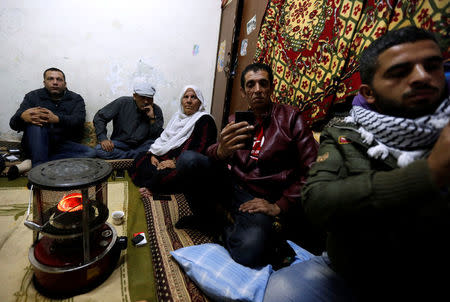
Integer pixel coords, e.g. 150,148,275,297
10,67,95,167
175,63,320,268
93,82,164,159
263,26,450,302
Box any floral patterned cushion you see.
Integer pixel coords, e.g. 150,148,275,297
81,122,97,148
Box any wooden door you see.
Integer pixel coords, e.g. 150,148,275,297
228,0,269,115
210,0,242,130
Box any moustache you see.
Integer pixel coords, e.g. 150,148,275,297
403,85,439,98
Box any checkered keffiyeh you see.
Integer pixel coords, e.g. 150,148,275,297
345,96,450,167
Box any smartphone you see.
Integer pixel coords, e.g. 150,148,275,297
132,234,144,245
235,111,255,125
234,111,254,149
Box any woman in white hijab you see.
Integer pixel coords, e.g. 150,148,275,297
130,85,217,198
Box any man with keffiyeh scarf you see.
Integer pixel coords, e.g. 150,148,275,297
263,26,450,302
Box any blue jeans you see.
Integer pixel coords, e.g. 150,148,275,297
95,139,155,159
263,253,356,302
225,185,275,267
177,150,276,267
23,125,96,167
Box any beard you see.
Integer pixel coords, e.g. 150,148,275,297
46,87,66,99
372,83,447,119
50,91,65,98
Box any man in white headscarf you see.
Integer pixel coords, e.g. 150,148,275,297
93,82,164,159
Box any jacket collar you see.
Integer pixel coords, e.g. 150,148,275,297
39,87,68,101
252,103,273,128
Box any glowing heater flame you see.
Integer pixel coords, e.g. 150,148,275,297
57,193,83,212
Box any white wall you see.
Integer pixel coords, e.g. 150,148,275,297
0,0,221,141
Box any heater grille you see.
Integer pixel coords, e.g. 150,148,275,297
28,158,112,190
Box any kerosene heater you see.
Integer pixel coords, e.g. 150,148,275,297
24,158,126,298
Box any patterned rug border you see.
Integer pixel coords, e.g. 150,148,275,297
142,193,212,302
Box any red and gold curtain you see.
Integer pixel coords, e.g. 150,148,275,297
255,0,449,127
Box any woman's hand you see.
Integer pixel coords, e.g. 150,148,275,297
156,159,176,170
150,155,159,167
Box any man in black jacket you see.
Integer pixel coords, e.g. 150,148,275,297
10,67,95,167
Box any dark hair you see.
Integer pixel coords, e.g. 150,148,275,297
43,67,66,81
240,63,274,89
359,26,440,85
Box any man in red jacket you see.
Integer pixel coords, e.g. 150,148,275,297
176,63,321,268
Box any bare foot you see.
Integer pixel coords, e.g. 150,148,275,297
139,187,152,199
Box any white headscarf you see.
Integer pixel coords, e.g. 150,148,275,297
149,85,209,156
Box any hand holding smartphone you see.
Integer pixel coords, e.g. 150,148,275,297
234,111,255,149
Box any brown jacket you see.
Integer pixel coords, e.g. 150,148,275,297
207,103,318,214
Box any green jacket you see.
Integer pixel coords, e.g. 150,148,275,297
302,122,450,287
